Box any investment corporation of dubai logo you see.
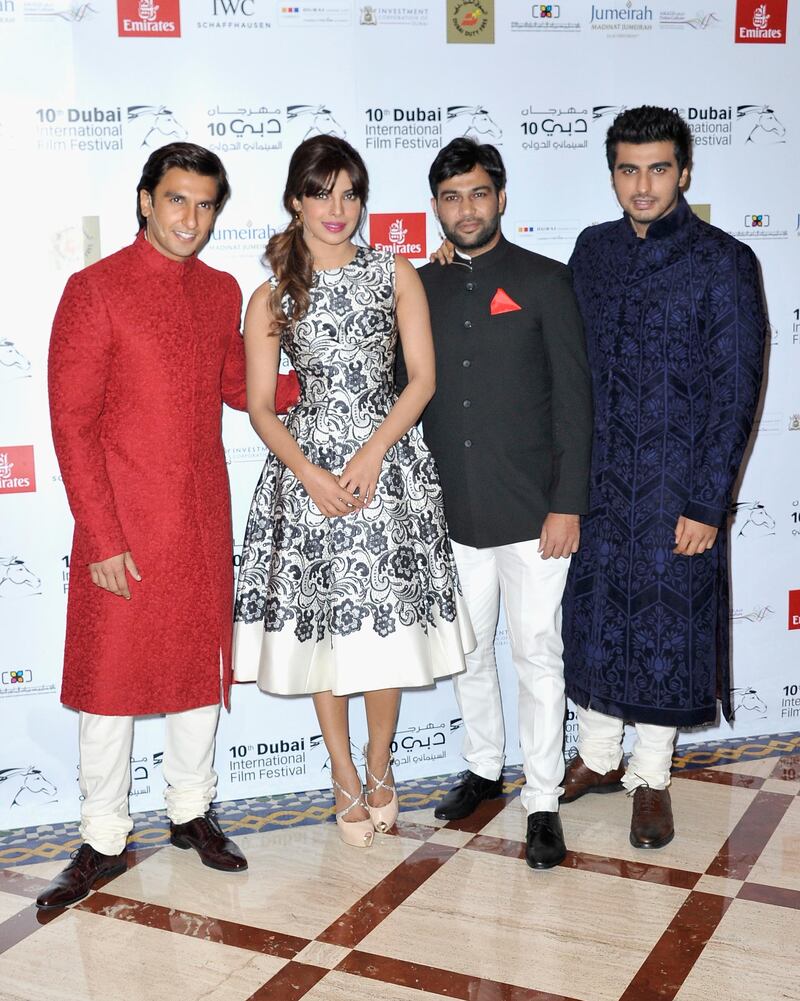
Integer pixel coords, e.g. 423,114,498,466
369,214,426,259
117,0,181,36
0,447,35,494
735,0,787,43
447,0,494,43
359,5,428,26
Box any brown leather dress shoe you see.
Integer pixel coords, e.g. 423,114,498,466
170,810,248,871
560,754,625,804
630,787,674,849
36,843,127,910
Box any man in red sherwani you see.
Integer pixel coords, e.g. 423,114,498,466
38,144,257,909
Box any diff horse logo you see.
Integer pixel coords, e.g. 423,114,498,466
287,105,346,140
733,501,776,538
127,105,187,148
0,557,42,596
0,339,31,381
0,767,58,809
447,106,502,141
737,105,786,144
732,688,768,719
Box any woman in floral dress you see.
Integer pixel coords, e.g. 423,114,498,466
233,136,473,846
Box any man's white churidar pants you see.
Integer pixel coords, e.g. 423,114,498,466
577,705,677,791
78,703,220,856
450,538,570,814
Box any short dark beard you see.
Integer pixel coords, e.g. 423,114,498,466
440,214,500,254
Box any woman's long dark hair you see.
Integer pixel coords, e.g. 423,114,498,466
267,135,369,335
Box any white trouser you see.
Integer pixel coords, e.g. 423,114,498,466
450,538,570,814
577,705,677,792
78,703,220,856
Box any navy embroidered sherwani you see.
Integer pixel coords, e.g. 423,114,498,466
563,197,767,727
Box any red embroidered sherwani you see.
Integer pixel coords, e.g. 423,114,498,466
49,232,248,715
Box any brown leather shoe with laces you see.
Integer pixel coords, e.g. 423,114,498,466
560,754,625,804
630,786,674,849
170,810,248,871
36,843,127,910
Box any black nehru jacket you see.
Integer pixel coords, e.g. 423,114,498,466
397,235,593,549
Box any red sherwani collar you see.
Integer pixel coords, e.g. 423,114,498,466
132,228,199,278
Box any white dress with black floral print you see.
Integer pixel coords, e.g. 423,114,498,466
233,247,473,695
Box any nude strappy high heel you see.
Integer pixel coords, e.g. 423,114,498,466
364,747,399,833
331,776,374,848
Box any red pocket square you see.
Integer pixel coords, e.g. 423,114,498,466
490,288,522,315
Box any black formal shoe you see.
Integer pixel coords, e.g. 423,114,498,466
433,770,503,821
525,811,567,870
36,843,128,910
170,810,248,871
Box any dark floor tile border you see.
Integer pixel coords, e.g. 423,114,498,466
706,790,795,880
0,868,50,899
0,903,65,957
75,891,309,959
443,796,509,833
737,881,800,911
337,949,584,1001
317,841,457,949
463,835,701,890
0,844,161,955
618,891,734,1001
246,962,328,1001
672,768,765,789
770,754,800,782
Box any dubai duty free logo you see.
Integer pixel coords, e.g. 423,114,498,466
447,0,494,43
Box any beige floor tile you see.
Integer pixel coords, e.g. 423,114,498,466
0,907,286,1001
6,859,76,881
675,898,800,1001
0,890,29,923
701,758,777,778
479,780,756,873
761,778,800,795
304,971,435,1000
693,874,745,897
748,796,800,892
107,824,422,940
359,847,689,1001
293,940,351,970
395,806,446,828
425,828,475,848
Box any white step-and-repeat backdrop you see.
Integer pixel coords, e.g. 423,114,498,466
1,0,798,829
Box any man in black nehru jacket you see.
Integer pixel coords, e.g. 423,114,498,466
398,138,593,868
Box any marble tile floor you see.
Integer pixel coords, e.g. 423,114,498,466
0,734,798,1001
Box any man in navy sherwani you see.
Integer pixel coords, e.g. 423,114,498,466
561,106,766,849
